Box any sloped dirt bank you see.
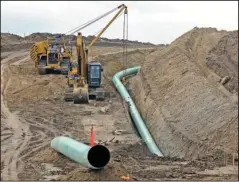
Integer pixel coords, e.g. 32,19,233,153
128,28,238,161
206,30,238,94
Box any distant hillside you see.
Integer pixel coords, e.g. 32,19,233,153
24,33,156,46
1,32,171,52
1,33,24,45
1,32,156,46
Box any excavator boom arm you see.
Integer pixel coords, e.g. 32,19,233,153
76,33,87,77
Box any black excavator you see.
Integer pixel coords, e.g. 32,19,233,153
64,4,128,104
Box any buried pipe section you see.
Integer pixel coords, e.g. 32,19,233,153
51,136,110,169
112,66,164,157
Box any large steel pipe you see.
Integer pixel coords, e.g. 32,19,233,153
112,66,164,157
51,136,110,169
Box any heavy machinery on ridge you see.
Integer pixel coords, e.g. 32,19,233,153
64,4,128,104
30,35,72,75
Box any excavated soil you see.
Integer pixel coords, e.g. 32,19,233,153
206,30,238,94
1,27,238,181
129,28,238,160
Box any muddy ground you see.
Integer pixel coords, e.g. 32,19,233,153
1,28,238,181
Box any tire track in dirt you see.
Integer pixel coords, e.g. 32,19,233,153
0,52,60,180
1,52,31,180
17,118,61,161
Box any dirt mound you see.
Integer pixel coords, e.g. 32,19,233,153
1,32,156,52
31,147,61,163
1,33,30,52
4,64,66,106
129,27,238,160
58,162,128,181
206,30,238,93
1,33,24,45
1,43,33,52
24,33,72,42
97,48,156,79
24,33,55,42
24,33,156,46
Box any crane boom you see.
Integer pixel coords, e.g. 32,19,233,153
88,4,127,49
65,4,126,35
78,4,127,78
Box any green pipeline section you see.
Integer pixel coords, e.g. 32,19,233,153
112,66,164,157
51,136,110,169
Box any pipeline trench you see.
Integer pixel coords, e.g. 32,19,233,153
1,30,238,181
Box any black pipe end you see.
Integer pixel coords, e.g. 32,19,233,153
88,145,110,168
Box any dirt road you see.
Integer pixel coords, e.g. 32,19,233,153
1,48,140,180
1,50,31,180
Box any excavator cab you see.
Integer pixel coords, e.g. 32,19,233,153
48,52,59,64
87,62,102,88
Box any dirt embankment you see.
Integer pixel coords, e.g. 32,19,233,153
24,33,156,46
98,49,156,76
1,33,31,52
1,43,34,52
206,30,238,94
128,27,238,160
1,33,24,45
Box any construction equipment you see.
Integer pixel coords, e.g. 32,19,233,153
64,4,128,104
30,35,72,75
67,61,79,87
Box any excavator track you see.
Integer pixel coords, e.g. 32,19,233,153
60,70,68,75
38,67,47,75
64,87,74,101
95,87,105,101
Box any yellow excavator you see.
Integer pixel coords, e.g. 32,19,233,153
64,4,128,104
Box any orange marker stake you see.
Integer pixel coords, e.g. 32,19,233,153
121,174,130,181
90,125,95,147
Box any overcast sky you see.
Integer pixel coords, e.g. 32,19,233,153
1,1,238,44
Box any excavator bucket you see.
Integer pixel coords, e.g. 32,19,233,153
73,87,89,104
